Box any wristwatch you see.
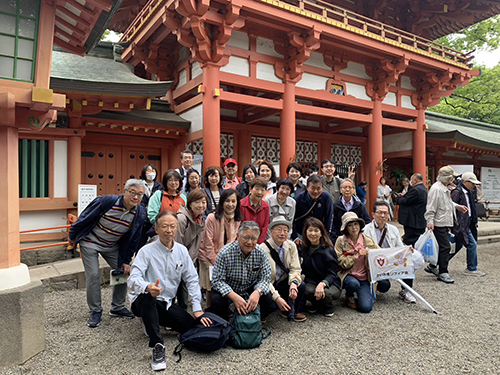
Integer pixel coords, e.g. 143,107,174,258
258,288,264,296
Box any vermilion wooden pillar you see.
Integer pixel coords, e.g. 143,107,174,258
413,107,427,186
202,62,221,169
0,125,20,270
280,80,296,176
368,99,383,211
237,130,252,168
68,116,81,211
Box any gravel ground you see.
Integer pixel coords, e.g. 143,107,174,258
2,243,499,375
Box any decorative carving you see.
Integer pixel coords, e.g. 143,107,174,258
366,55,409,101
274,27,321,82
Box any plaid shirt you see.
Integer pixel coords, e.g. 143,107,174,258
211,241,271,297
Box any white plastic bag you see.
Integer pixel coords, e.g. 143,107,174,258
414,229,439,266
412,249,425,270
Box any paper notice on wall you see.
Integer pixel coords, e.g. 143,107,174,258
481,167,500,209
78,185,97,216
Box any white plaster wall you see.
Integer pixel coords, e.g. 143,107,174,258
345,82,371,101
53,140,67,198
179,104,203,133
220,56,250,76
296,72,328,90
178,47,187,63
20,210,67,233
401,76,415,90
191,61,202,79
256,37,282,58
304,51,330,70
178,69,187,87
227,30,249,49
341,62,372,80
383,92,397,106
383,132,413,153
401,95,415,109
256,62,282,83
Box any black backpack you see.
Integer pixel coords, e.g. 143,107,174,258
173,312,231,362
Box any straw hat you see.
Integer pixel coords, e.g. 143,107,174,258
340,212,365,233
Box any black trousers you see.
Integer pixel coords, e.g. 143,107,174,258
131,293,194,347
209,288,276,321
275,278,306,313
434,226,452,274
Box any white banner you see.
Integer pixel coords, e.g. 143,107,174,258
368,246,415,282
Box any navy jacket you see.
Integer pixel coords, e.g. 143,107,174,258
395,183,428,229
332,198,371,242
293,191,334,242
301,245,341,290
69,194,146,267
451,183,478,245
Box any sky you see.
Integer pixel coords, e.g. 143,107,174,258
474,49,500,68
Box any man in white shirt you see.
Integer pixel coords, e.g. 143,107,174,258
364,200,413,303
176,150,194,191
128,210,211,371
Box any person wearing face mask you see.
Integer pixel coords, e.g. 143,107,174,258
174,189,209,310
139,164,164,249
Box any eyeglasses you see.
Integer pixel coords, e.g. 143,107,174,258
272,228,289,234
127,190,144,198
323,165,335,169
241,235,258,242
342,186,354,190
375,211,390,216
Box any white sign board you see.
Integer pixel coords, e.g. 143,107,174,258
481,167,500,209
368,246,415,282
78,185,97,216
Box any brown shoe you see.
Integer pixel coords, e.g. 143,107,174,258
293,313,307,322
346,297,357,310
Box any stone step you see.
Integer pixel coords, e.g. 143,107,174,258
477,234,500,245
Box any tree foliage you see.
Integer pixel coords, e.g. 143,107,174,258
435,15,500,53
428,64,500,125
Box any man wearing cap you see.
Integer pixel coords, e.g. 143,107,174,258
424,166,468,284
222,158,242,190
450,172,486,277
261,217,307,322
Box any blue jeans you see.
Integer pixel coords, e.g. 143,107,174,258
343,275,390,313
449,229,478,271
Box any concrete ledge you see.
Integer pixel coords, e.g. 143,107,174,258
30,257,111,291
0,280,45,366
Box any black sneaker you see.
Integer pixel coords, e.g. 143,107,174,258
109,308,135,319
151,343,166,371
87,311,102,328
323,308,335,317
424,265,439,276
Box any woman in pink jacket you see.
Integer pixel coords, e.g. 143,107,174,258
198,189,242,306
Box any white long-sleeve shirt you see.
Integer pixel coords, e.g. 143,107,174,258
128,239,202,312
424,181,458,227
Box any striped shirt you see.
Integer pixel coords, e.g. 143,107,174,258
211,241,271,297
83,198,136,249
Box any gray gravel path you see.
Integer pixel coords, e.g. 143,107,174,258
2,243,499,375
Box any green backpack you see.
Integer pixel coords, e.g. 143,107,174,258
230,305,270,349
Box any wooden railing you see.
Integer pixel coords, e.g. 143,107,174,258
478,201,500,221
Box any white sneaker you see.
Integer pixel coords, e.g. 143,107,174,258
464,269,486,277
151,343,166,371
399,289,416,304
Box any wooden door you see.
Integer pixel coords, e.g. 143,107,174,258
81,144,123,195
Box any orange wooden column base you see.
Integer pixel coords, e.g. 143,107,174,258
0,125,21,269
202,63,221,169
368,99,383,211
413,107,427,185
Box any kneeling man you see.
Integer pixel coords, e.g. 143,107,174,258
128,211,211,371
210,221,275,321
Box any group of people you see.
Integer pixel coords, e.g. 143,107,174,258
68,151,485,371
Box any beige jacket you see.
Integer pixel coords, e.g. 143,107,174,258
174,205,205,263
424,181,457,227
335,234,379,286
261,239,302,301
